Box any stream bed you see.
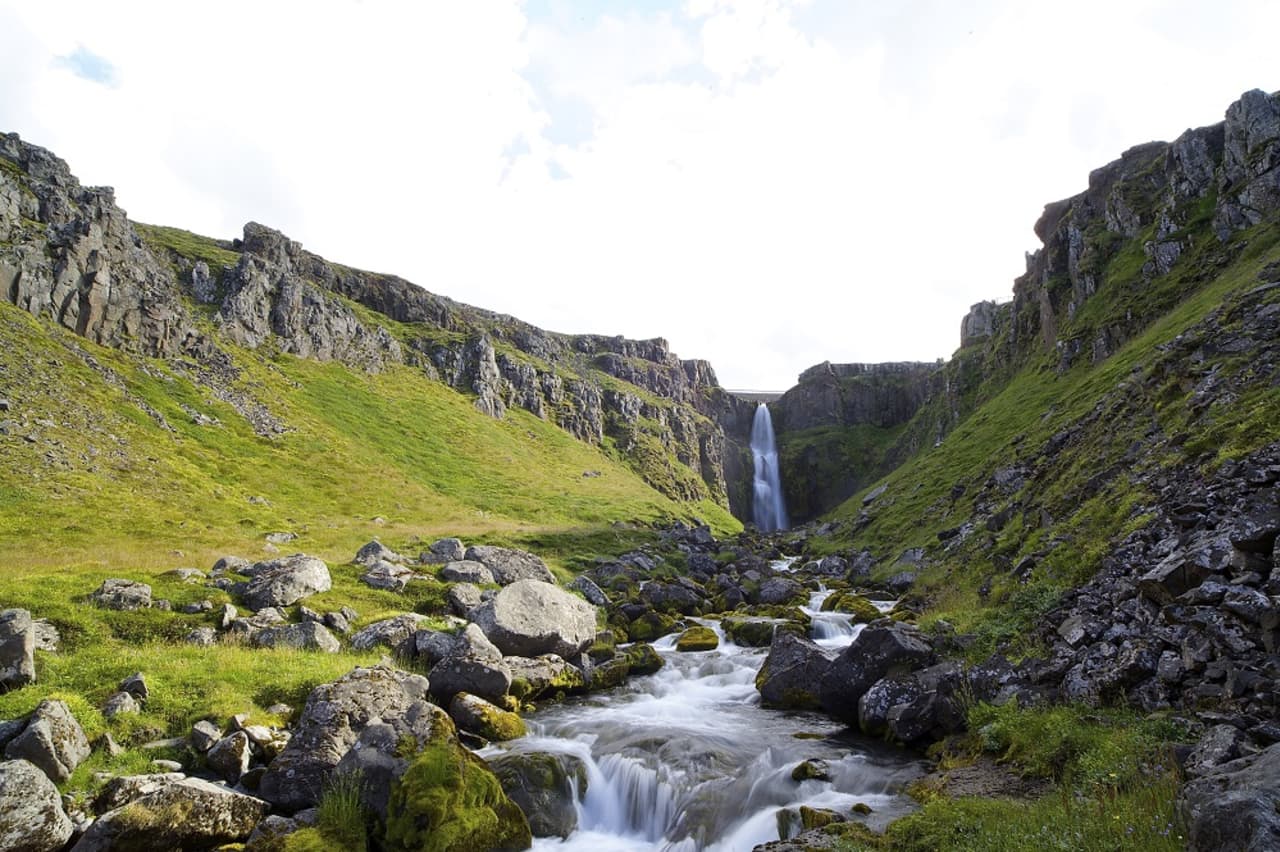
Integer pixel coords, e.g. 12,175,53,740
483,587,927,851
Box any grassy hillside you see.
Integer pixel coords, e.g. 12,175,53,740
814,215,1280,658
0,298,736,576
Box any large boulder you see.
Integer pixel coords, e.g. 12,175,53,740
857,661,967,744
440,560,496,585
4,699,91,783
448,692,526,741
71,777,268,851
0,609,36,690
421,537,466,565
819,621,935,723
428,624,513,705
757,577,806,606
384,739,532,852
490,751,587,839
0,759,73,852
350,613,428,651
242,554,331,610
755,628,836,710
464,546,556,585
360,560,418,592
257,665,435,812
90,578,152,611
471,580,596,659
252,621,341,653
1180,741,1280,851
333,703,455,822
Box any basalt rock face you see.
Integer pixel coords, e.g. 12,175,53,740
0,132,739,508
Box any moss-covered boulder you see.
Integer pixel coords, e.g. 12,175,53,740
722,617,777,647
674,625,718,652
799,805,844,831
820,593,881,623
623,643,664,675
490,751,587,839
791,758,831,782
626,611,677,642
448,693,527,742
384,740,532,852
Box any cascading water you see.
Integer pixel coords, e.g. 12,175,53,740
750,403,788,532
485,609,925,851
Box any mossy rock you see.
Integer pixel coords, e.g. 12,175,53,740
675,625,718,652
589,658,631,691
384,739,532,852
587,631,617,661
791,759,831,782
821,593,881,623
626,611,676,642
622,643,664,675
747,605,811,628
722,617,776,647
449,693,527,742
799,805,843,831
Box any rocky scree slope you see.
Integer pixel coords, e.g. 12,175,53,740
0,131,755,523
770,87,1280,525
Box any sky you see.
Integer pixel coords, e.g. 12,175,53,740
1,1,1277,390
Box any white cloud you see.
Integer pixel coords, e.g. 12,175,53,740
0,0,1277,389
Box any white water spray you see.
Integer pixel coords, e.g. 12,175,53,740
750,403,788,532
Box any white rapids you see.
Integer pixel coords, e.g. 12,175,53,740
484,593,924,851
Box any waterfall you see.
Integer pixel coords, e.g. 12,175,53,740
750,403,788,532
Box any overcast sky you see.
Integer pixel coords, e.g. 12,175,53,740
1,1,1276,389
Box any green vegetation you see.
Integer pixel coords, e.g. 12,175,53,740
135,223,241,271
384,739,532,852
284,772,372,851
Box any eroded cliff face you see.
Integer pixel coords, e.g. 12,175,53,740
0,135,739,508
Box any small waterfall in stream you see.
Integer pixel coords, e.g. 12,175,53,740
485,575,923,852
750,403,788,532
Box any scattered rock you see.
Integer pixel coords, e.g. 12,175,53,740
820,622,935,724
490,750,588,838
207,731,252,784
252,622,341,653
446,582,484,617
190,720,221,753
353,539,404,566
428,624,513,706
755,628,835,710
440,560,496,585
0,758,73,852
90,579,152,611
1181,741,1280,852
72,776,268,851
350,614,428,652
3,699,91,783
359,560,418,592
0,609,36,690
470,579,596,659
420,537,466,565
241,554,331,610
101,692,139,719
448,692,526,741
464,545,556,585
675,625,719,652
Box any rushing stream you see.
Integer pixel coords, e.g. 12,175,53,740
484,571,924,851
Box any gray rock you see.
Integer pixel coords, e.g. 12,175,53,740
490,751,587,838
353,539,404,566
252,622,341,653
242,554,331,609
212,555,253,575
186,626,218,646
190,720,222,753
92,773,187,814
429,624,512,705
258,665,434,812
119,671,149,702
31,619,59,653
463,545,556,585
1181,741,1280,852
755,628,836,710
440,560,496,584
820,622,935,724
446,582,484,616
71,776,268,851
0,609,36,690
217,603,238,630
244,814,299,850
410,629,459,668
571,576,609,606
421,537,467,564
264,532,297,545
4,699,91,783
858,661,966,744
332,702,454,822
90,578,152,611
322,610,351,634
359,559,417,592
0,759,73,852
757,577,805,605
349,613,428,652
448,692,525,741
1185,724,1256,777
503,654,585,700
470,579,596,659
207,731,252,784
101,692,138,719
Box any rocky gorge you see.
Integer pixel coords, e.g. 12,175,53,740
0,88,1278,851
